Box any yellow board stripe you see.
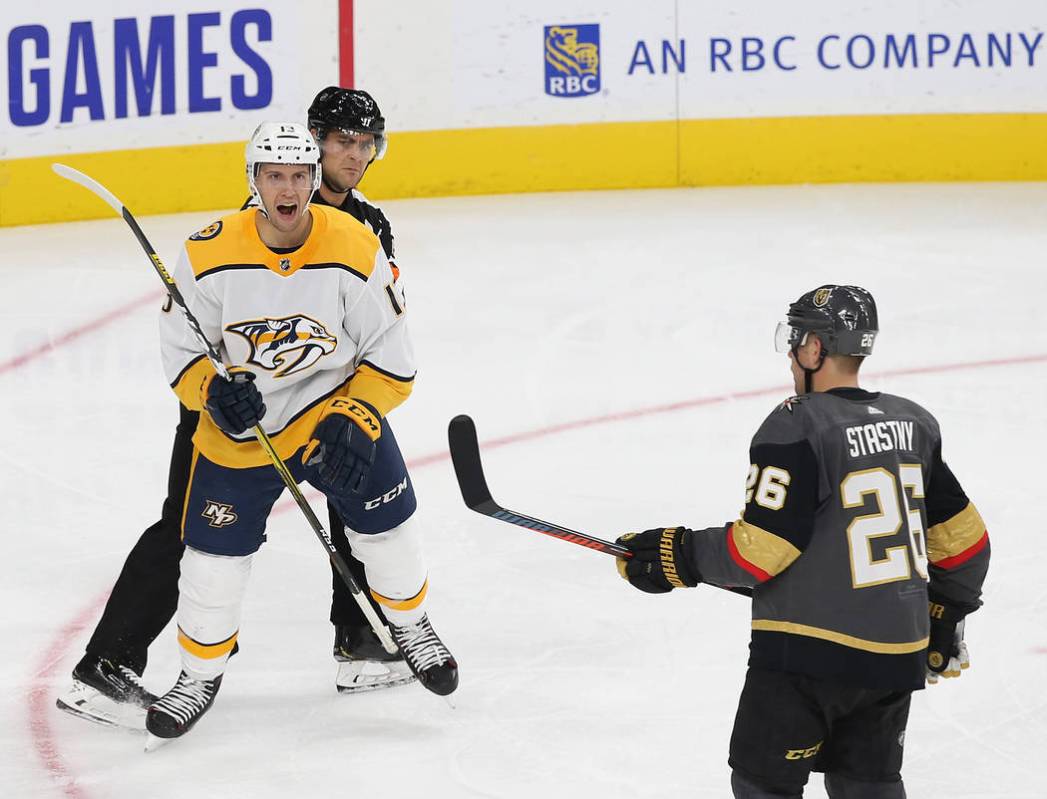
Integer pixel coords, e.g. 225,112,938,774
371,579,428,612
752,619,928,655
9,112,1047,227
177,627,238,660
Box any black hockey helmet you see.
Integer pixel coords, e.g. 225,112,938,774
775,285,878,358
307,86,387,159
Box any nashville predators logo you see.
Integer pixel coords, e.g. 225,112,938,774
226,314,337,378
189,221,223,241
201,500,238,528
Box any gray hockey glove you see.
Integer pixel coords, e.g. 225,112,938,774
927,601,970,684
615,527,701,594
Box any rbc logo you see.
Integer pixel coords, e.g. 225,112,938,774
544,25,600,97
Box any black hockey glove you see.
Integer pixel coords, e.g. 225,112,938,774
203,368,266,435
615,527,701,594
303,397,380,495
926,598,970,683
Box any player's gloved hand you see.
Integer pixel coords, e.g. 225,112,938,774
926,602,970,684
202,368,266,435
302,397,381,494
615,527,701,594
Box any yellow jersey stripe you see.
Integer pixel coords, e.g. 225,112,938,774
193,376,351,469
348,363,414,419
170,354,215,411
752,619,929,655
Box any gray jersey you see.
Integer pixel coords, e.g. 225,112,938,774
686,387,989,689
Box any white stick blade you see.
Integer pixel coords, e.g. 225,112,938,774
52,163,125,215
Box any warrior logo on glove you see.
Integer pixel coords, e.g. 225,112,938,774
226,314,337,378
615,527,701,594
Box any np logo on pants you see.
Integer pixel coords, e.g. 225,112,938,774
544,25,600,97
202,500,238,528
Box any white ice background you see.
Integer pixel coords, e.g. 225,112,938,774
1,184,1045,798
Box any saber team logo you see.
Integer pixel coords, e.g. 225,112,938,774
226,314,337,378
544,24,600,97
201,500,238,528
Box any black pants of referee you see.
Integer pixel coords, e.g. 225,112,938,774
83,403,381,674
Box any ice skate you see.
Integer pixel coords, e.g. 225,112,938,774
334,623,416,693
144,671,222,750
56,654,157,729
390,614,458,696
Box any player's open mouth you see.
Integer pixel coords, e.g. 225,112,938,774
275,203,298,221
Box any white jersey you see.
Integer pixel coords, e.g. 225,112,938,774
160,204,413,468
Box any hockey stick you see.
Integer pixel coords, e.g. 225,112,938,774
448,414,752,598
52,163,398,655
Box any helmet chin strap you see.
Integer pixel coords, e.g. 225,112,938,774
793,337,828,393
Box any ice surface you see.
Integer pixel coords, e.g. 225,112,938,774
2,184,1046,798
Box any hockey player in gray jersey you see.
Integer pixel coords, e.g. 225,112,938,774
616,285,989,798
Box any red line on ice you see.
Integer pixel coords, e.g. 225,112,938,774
0,289,163,377
10,290,1046,796
27,593,109,799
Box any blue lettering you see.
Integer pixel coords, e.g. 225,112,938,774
773,36,796,70
710,38,732,72
884,34,917,68
8,25,49,127
953,33,980,67
231,9,272,109
846,34,874,69
114,16,175,118
987,33,1012,67
1019,32,1043,66
188,11,221,112
817,35,840,70
927,33,950,68
741,37,765,71
628,40,654,75
661,39,685,73
61,22,104,123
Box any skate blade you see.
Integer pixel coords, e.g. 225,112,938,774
56,684,147,731
335,661,417,694
144,732,173,753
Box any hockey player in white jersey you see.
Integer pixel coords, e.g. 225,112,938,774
145,122,457,743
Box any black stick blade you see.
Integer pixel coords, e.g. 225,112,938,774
448,415,498,513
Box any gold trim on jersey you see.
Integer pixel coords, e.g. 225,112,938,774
177,627,239,660
751,620,929,655
184,205,381,281
348,362,414,418
171,355,216,411
732,519,801,579
180,448,202,542
927,502,986,563
371,579,429,612
193,379,350,469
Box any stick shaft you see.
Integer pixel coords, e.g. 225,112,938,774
448,414,753,599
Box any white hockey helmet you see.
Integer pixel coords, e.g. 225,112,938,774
245,122,322,218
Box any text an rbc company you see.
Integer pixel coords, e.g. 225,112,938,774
544,24,600,97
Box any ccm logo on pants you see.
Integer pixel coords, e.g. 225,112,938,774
365,478,408,511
